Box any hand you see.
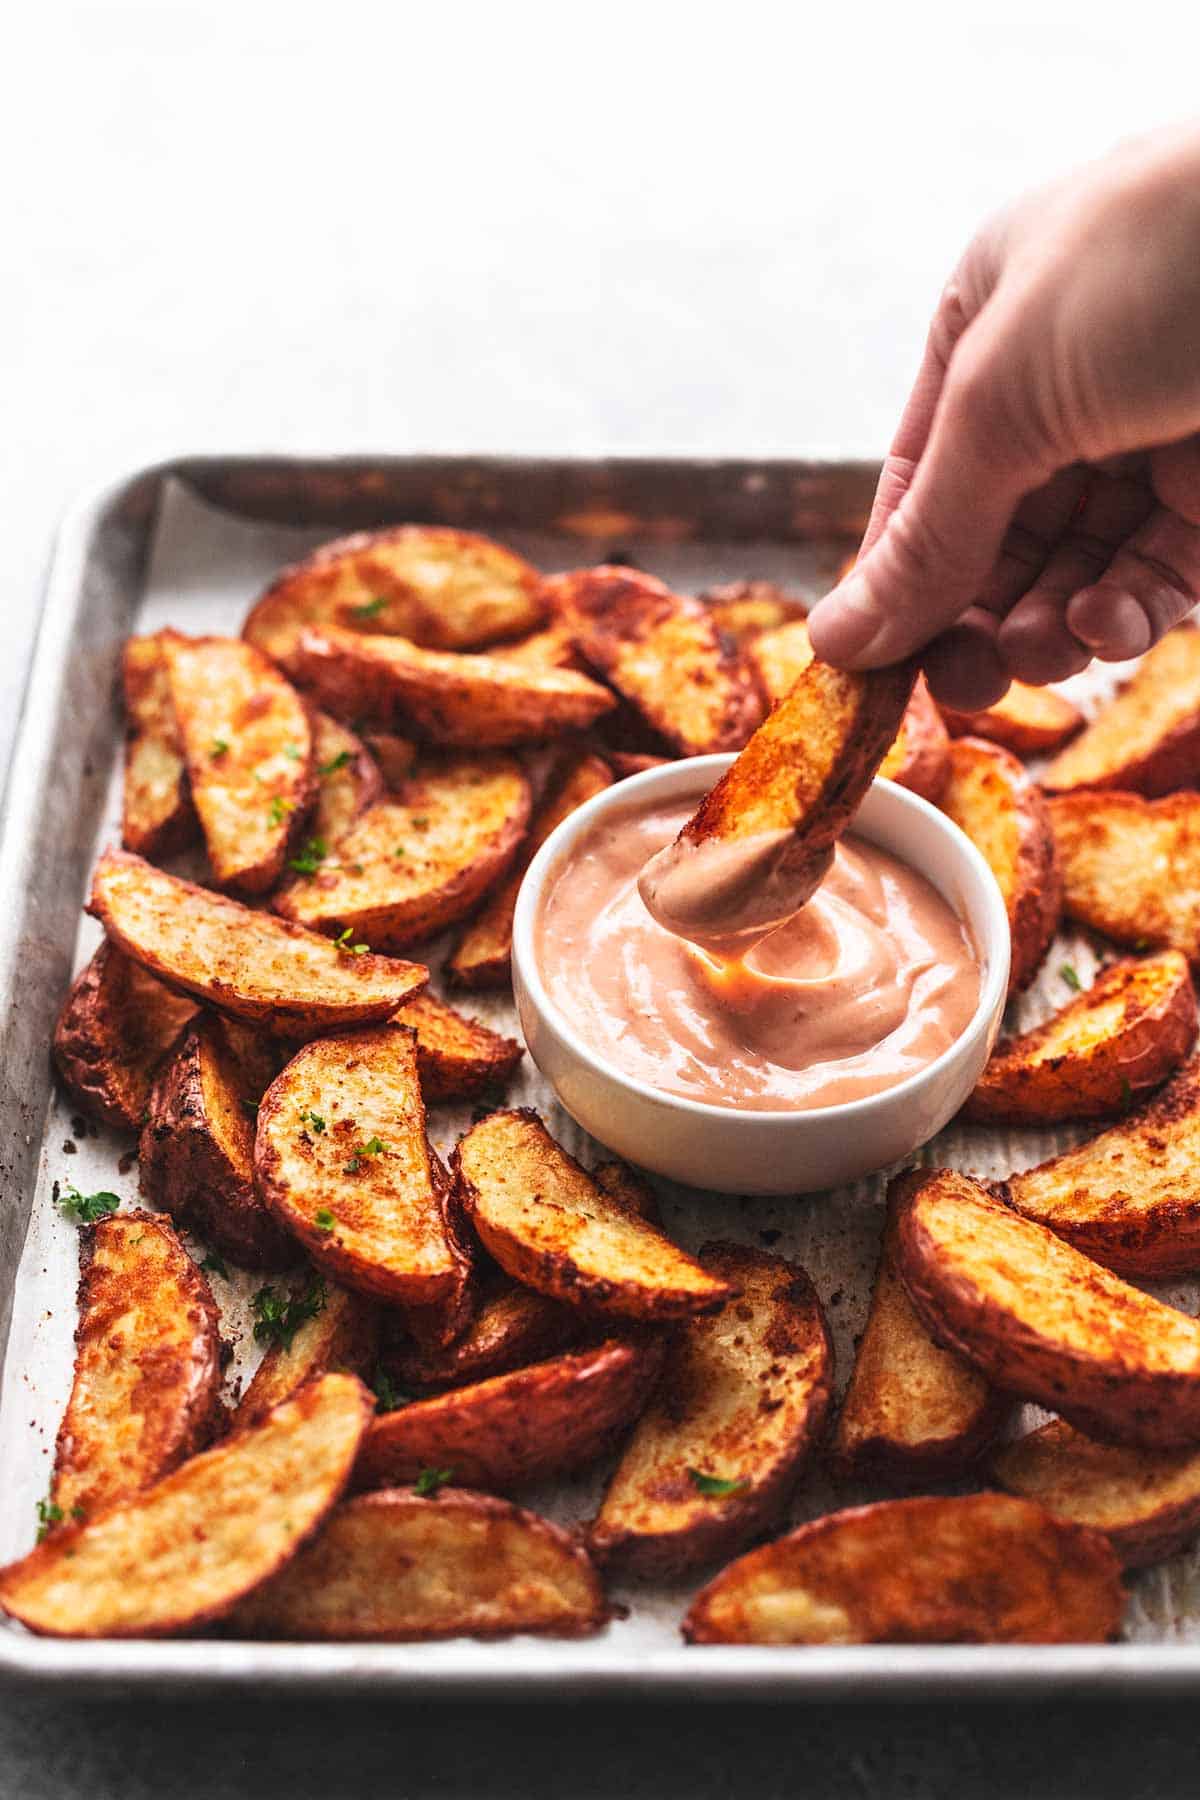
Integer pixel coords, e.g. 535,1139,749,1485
806,125,1200,709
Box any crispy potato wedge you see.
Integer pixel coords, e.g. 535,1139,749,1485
1043,625,1200,796
308,712,383,846
940,737,1061,993
362,730,418,790
701,580,807,646
385,1282,579,1394
140,1015,295,1270
243,526,546,663
992,1419,1200,1568
877,677,951,804
895,1168,1200,1448
51,1210,223,1522
832,1183,1008,1484
941,680,1084,755
446,751,612,988
52,940,198,1132
589,1244,833,1578
966,951,1197,1125
546,567,763,756
120,631,196,858
497,621,586,671
1048,791,1200,964
255,1024,457,1304
354,1337,663,1493
395,992,522,1103
88,850,427,1034
454,1110,732,1319
1002,1056,1200,1276
394,1148,479,1351
681,1493,1122,1645
231,1488,607,1640
0,1373,372,1638
163,634,315,895
234,1284,379,1430
743,617,815,705
274,752,530,951
288,626,615,748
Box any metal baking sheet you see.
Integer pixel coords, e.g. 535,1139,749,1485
2,454,1199,1699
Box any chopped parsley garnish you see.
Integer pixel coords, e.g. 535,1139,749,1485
210,737,231,758
284,742,302,761
251,1276,328,1352
414,1466,454,1498
298,1107,327,1135
687,1468,748,1498
411,816,429,831
288,836,328,876
35,1499,63,1542
268,794,296,828
199,1251,229,1281
392,846,406,858
55,1182,120,1226
371,1368,408,1413
318,750,352,777
334,926,369,956
1059,963,1082,993
351,596,388,619
314,1208,335,1232
343,1136,387,1175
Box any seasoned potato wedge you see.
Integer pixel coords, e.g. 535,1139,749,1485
88,850,427,1033
1043,624,1200,796
895,1168,1200,1447
308,712,383,847
385,1282,579,1393
743,617,815,705
288,627,615,748
681,1493,1122,1645
255,1025,457,1304
877,677,950,803
163,634,315,895
355,1337,663,1493
231,1488,607,1640
51,1210,223,1522
966,951,1197,1125
701,580,807,645
497,621,586,671
0,1373,373,1638
941,680,1083,755
120,632,196,858
447,751,612,988
395,992,523,1103
243,526,546,662
1002,1056,1200,1276
394,1148,479,1351
992,1419,1200,1568
589,1244,833,1578
274,752,530,951
52,940,197,1133
454,1110,731,1319
235,1284,379,1430
940,736,1061,993
1048,791,1200,964
362,730,418,790
140,1015,295,1270
546,567,763,755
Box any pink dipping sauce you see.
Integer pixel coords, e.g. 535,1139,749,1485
534,797,981,1112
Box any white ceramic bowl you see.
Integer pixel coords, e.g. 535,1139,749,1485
511,756,1010,1195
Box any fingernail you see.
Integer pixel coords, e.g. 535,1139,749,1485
1066,588,1152,660
807,575,886,665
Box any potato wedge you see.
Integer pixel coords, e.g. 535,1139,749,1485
231,1489,607,1640
288,626,615,748
832,1182,1008,1484
1043,624,1200,796
940,737,1061,993
1002,1056,1200,1276
743,617,815,705
454,1110,732,1319
88,850,427,1034
941,680,1083,755
966,950,1197,1125
895,1167,1200,1447
589,1244,832,1578
51,1210,223,1522
254,1024,457,1304
308,712,383,847
701,580,807,645
52,940,198,1133
163,634,316,895
362,730,418,790
234,1283,379,1430
546,567,763,755
243,526,546,662
274,752,531,951
393,1148,479,1351
877,677,950,804
992,1419,1200,1568
681,1493,1122,1645
120,631,196,858
395,992,522,1103
140,1015,295,1270
354,1337,663,1493
384,1282,579,1394
1048,791,1200,964
0,1373,372,1638
497,621,586,671
446,751,612,988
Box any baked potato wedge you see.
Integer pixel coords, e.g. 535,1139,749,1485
273,752,531,951
940,680,1083,755
393,1148,479,1351
940,736,1061,993
0,1373,372,1638
234,1283,379,1430
139,1014,295,1270
589,1244,833,1579
88,850,427,1033
362,730,417,790
454,1110,732,1319
701,580,807,645
354,1337,663,1493
231,1489,607,1640
742,616,815,705
52,940,198,1133
877,677,950,803
395,992,522,1103
992,1418,1200,1568
1043,624,1200,796
895,1168,1200,1448
681,1493,1123,1645
308,712,383,847
966,950,1197,1125
162,633,315,896
120,631,196,858
1048,791,1200,964
497,621,586,671
51,1210,223,1523
384,1281,579,1394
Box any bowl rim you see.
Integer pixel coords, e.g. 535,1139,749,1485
511,755,1011,1125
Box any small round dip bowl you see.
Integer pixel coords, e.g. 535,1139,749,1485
511,756,1010,1195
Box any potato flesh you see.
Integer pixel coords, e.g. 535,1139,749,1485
121,632,194,855
309,713,383,845
1043,624,1200,793
235,1286,379,1430
395,992,522,1103
1049,791,1200,963
941,680,1083,754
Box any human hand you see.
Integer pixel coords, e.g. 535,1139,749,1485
806,124,1200,709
